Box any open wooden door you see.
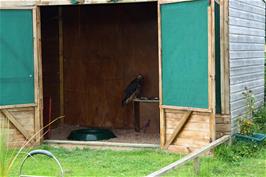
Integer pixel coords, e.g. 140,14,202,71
0,7,42,146
158,0,216,153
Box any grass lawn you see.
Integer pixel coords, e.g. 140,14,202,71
7,144,266,177
165,146,266,177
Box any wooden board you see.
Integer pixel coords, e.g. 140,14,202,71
0,0,158,7
0,107,35,147
164,109,211,153
147,135,230,177
41,6,61,129
164,111,192,149
215,114,231,138
228,0,265,133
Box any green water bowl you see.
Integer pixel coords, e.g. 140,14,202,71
68,128,116,141
234,133,266,143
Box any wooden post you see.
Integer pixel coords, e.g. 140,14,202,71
133,101,140,132
157,1,166,147
59,6,64,124
33,6,43,144
208,0,216,142
193,157,200,176
220,0,230,115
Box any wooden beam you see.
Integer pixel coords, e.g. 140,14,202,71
193,157,200,176
33,6,43,145
133,98,159,103
44,140,160,148
164,111,192,149
159,0,193,5
59,6,64,124
1,109,33,142
160,105,210,113
220,0,230,115
158,1,166,147
146,135,230,177
208,0,216,142
0,104,36,110
133,101,140,132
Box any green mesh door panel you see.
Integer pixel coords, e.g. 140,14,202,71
161,0,209,108
0,9,34,105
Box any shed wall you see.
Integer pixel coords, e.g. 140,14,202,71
61,4,159,130
229,0,265,133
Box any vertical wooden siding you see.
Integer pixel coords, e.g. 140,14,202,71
62,4,159,129
229,0,265,133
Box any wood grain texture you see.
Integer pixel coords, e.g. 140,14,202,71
164,111,192,149
41,6,61,130
164,109,211,153
220,0,230,115
216,114,231,138
0,107,35,147
228,0,265,131
147,135,230,177
0,0,159,7
60,3,159,130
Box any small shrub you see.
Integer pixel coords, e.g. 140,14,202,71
238,88,256,135
215,141,264,163
238,118,255,135
253,104,266,133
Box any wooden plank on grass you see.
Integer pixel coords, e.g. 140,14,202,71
146,135,230,177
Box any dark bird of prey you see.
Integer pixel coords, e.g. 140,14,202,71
122,74,144,106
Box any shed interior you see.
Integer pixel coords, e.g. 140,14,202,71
41,2,160,144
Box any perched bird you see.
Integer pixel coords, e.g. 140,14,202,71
122,74,144,106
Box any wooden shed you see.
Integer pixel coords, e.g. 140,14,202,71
0,0,265,153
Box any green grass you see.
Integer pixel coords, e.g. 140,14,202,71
8,147,181,177
164,147,266,177
6,143,266,177
6,104,266,177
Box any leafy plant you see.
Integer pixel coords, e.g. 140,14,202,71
215,141,264,163
238,88,256,135
0,121,9,177
238,118,255,135
253,104,266,133
242,88,256,118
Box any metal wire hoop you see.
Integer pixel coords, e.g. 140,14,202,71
19,149,64,177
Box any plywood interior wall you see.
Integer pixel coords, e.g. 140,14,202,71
41,3,159,131
41,7,60,128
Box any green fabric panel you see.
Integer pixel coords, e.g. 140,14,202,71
161,0,209,108
215,2,222,113
0,10,34,105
